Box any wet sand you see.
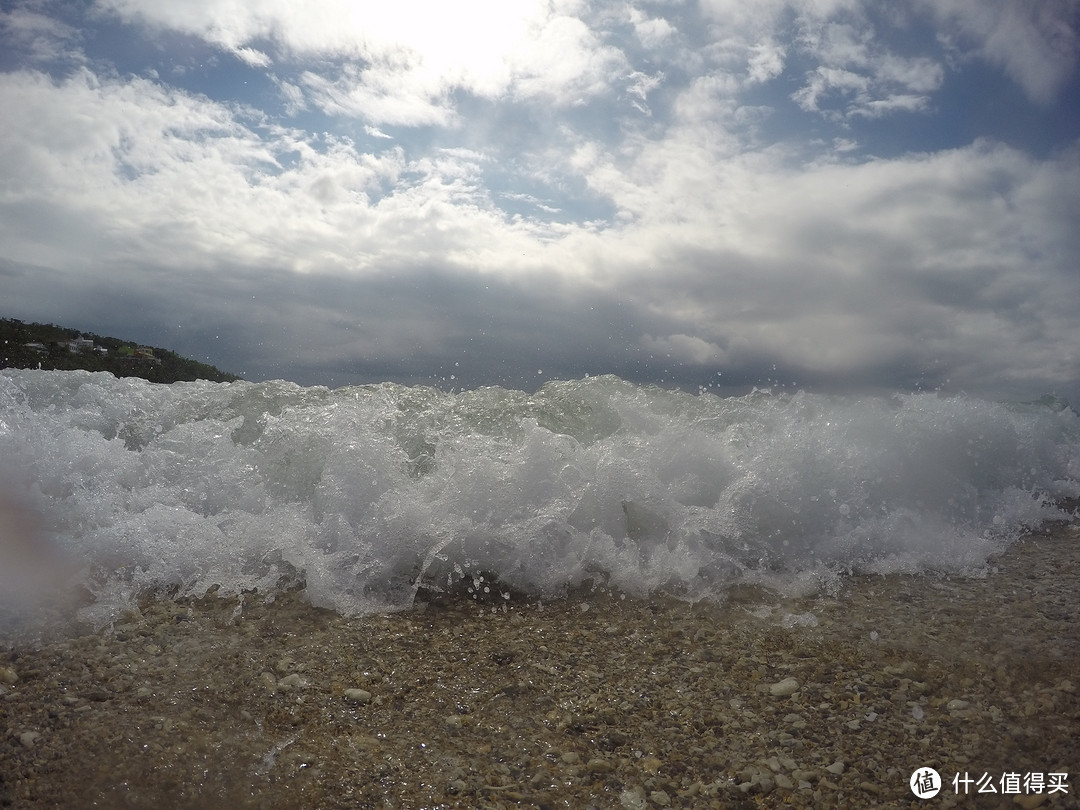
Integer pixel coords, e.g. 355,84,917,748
2,523,1078,809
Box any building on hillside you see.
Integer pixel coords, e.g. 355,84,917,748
133,346,161,365
66,336,95,353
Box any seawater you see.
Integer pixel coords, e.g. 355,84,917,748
1,369,1077,623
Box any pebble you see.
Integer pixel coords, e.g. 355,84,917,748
0,527,1074,810
0,667,17,684
586,757,613,774
640,756,663,774
769,677,800,696
258,671,277,694
1014,794,1049,809
277,673,308,691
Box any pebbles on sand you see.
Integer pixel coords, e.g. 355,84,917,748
0,525,1077,808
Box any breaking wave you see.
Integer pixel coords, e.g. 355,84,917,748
1,369,1077,622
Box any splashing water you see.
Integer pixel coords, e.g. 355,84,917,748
1,369,1077,623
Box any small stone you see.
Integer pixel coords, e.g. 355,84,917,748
0,667,17,685
343,688,372,704
1014,794,1049,809
445,714,464,728
560,751,580,764
775,774,796,789
619,789,648,810
946,699,970,711
649,789,671,806
770,677,800,696
277,673,307,691
640,756,663,774
19,731,41,748
586,757,613,774
825,760,846,775
258,672,277,694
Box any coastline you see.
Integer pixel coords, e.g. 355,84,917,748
2,523,1078,809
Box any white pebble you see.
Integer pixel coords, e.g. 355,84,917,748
344,688,372,704
19,731,41,748
0,667,17,685
825,760,846,775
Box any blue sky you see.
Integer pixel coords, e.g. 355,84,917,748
1,0,1078,400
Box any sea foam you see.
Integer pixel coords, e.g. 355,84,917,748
1,369,1077,622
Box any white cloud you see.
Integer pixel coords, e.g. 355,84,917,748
274,77,306,115
234,46,271,68
625,70,665,115
94,0,630,115
508,13,628,105
629,7,676,49
0,7,82,64
2,1,1077,398
792,19,944,119
920,0,1079,104
640,334,730,365
792,66,869,114
0,66,585,283
747,40,785,82
300,65,458,128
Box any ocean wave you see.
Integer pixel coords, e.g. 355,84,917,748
2,369,1077,622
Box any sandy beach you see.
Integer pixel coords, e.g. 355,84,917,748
2,522,1078,809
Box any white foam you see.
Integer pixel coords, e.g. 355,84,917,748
2,369,1077,623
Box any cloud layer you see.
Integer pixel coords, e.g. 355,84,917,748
1,0,1078,400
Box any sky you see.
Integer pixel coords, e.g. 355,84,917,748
1,0,1078,400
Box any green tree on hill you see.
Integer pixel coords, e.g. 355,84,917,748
0,317,242,383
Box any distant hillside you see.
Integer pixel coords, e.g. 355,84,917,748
0,317,242,384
